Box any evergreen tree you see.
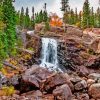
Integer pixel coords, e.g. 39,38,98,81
3,0,17,54
82,0,90,28
20,7,25,28
32,7,35,20
25,7,30,28
43,11,48,22
97,7,100,27
16,10,20,25
90,7,95,27
74,8,78,24
31,6,35,29
70,9,75,24
0,2,7,60
78,11,82,27
61,0,69,12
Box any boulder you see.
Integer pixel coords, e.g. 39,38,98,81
88,73,100,81
53,84,72,100
91,39,100,53
26,34,41,57
66,25,83,38
75,80,87,91
86,56,100,68
87,79,95,86
70,77,82,84
21,90,43,100
22,66,73,92
89,83,100,99
22,65,52,88
78,93,89,100
42,73,73,91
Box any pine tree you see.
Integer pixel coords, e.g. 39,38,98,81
82,0,90,28
61,0,70,24
3,0,17,54
20,7,25,28
31,6,35,29
90,7,95,27
78,11,82,27
97,7,100,27
61,0,69,12
16,10,20,25
43,11,48,22
32,7,35,21
70,9,75,24
25,7,30,28
0,2,7,60
74,8,78,24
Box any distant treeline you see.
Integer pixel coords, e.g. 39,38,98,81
61,0,100,28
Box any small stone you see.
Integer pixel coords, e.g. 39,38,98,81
80,94,89,100
70,77,82,84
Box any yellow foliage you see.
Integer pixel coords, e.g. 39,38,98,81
0,68,7,76
76,22,81,27
0,21,6,30
0,86,15,96
24,54,31,60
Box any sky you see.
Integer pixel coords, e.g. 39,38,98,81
14,0,100,17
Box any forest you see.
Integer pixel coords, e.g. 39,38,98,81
0,0,100,100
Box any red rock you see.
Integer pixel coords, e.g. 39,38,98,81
75,80,87,91
89,83,100,99
53,84,72,100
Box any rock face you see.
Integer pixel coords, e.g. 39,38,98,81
89,83,100,99
58,38,87,74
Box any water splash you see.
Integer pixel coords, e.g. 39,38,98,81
40,38,62,72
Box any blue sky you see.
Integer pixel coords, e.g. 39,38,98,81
14,0,100,17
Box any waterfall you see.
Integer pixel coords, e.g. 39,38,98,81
40,38,61,72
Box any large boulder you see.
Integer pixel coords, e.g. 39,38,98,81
91,39,100,53
66,25,83,38
74,80,87,91
88,73,100,81
86,56,100,68
89,83,100,99
53,84,72,100
22,65,73,92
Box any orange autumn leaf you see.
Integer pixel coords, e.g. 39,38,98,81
50,14,63,27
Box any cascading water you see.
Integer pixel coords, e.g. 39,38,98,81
40,38,62,72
